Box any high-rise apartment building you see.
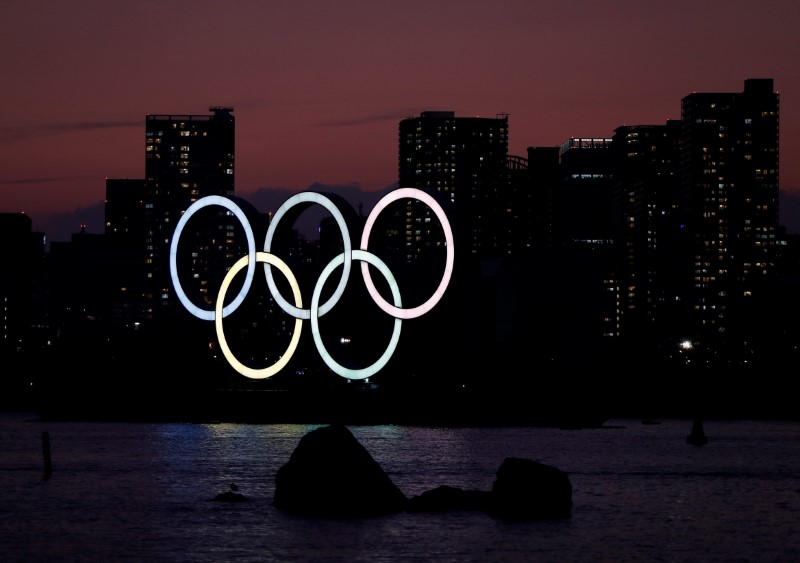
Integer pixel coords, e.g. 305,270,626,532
0,213,45,404
557,137,617,338
143,106,236,319
611,122,682,343
396,111,526,383
505,153,535,255
0,213,40,356
558,137,615,247
525,146,560,250
105,178,147,321
679,79,780,351
398,111,509,260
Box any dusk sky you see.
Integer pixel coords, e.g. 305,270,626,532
2,1,800,243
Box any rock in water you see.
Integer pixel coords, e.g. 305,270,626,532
273,424,408,517
406,485,492,513
212,490,247,502
490,457,572,519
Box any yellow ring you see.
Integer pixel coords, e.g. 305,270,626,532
215,252,303,379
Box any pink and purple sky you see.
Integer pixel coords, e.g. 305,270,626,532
2,1,800,243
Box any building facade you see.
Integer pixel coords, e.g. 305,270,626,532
0,213,42,357
611,122,682,344
143,106,237,320
105,178,148,321
557,137,618,339
679,79,780,355
398,111,510,260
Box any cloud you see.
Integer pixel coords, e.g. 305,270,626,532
316,110,421,128
0,119,140,143
0,177,76,185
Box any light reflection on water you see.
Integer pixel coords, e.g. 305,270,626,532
1,413,799,562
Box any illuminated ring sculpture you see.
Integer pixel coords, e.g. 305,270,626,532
170,187,453,380
311,249,402,380
361,187,454,319
215,252,303,379
264,192,352,320
169,195,257,321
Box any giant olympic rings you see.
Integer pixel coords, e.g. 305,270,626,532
169,187,454,380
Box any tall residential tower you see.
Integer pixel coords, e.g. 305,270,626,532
679,79,780,351
143,106,236,319
398,111,510,260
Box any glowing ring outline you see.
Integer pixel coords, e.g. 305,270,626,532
263,192,352,320
215,252,304,379
360,187,454,319
310,250,402,380
170,189,454,380
170,195,256,321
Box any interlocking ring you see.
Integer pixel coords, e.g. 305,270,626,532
169,187,454,380
264,191,353,320
361,187,454,319
169,195,257,321
216,252,303,380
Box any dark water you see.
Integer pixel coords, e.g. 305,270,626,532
1,412,798,562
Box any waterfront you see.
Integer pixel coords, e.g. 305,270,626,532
1,412,798,562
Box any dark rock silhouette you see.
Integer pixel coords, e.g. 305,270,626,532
273,424,408,517
407,459,573,519
211,483,248,502
275,425,573,520
406,485,492,513
489,457,573,520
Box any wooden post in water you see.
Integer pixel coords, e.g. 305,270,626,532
42,431,52,480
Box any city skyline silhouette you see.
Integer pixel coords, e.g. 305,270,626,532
3,5,799,561
1,80,792,426
2,1,800,243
